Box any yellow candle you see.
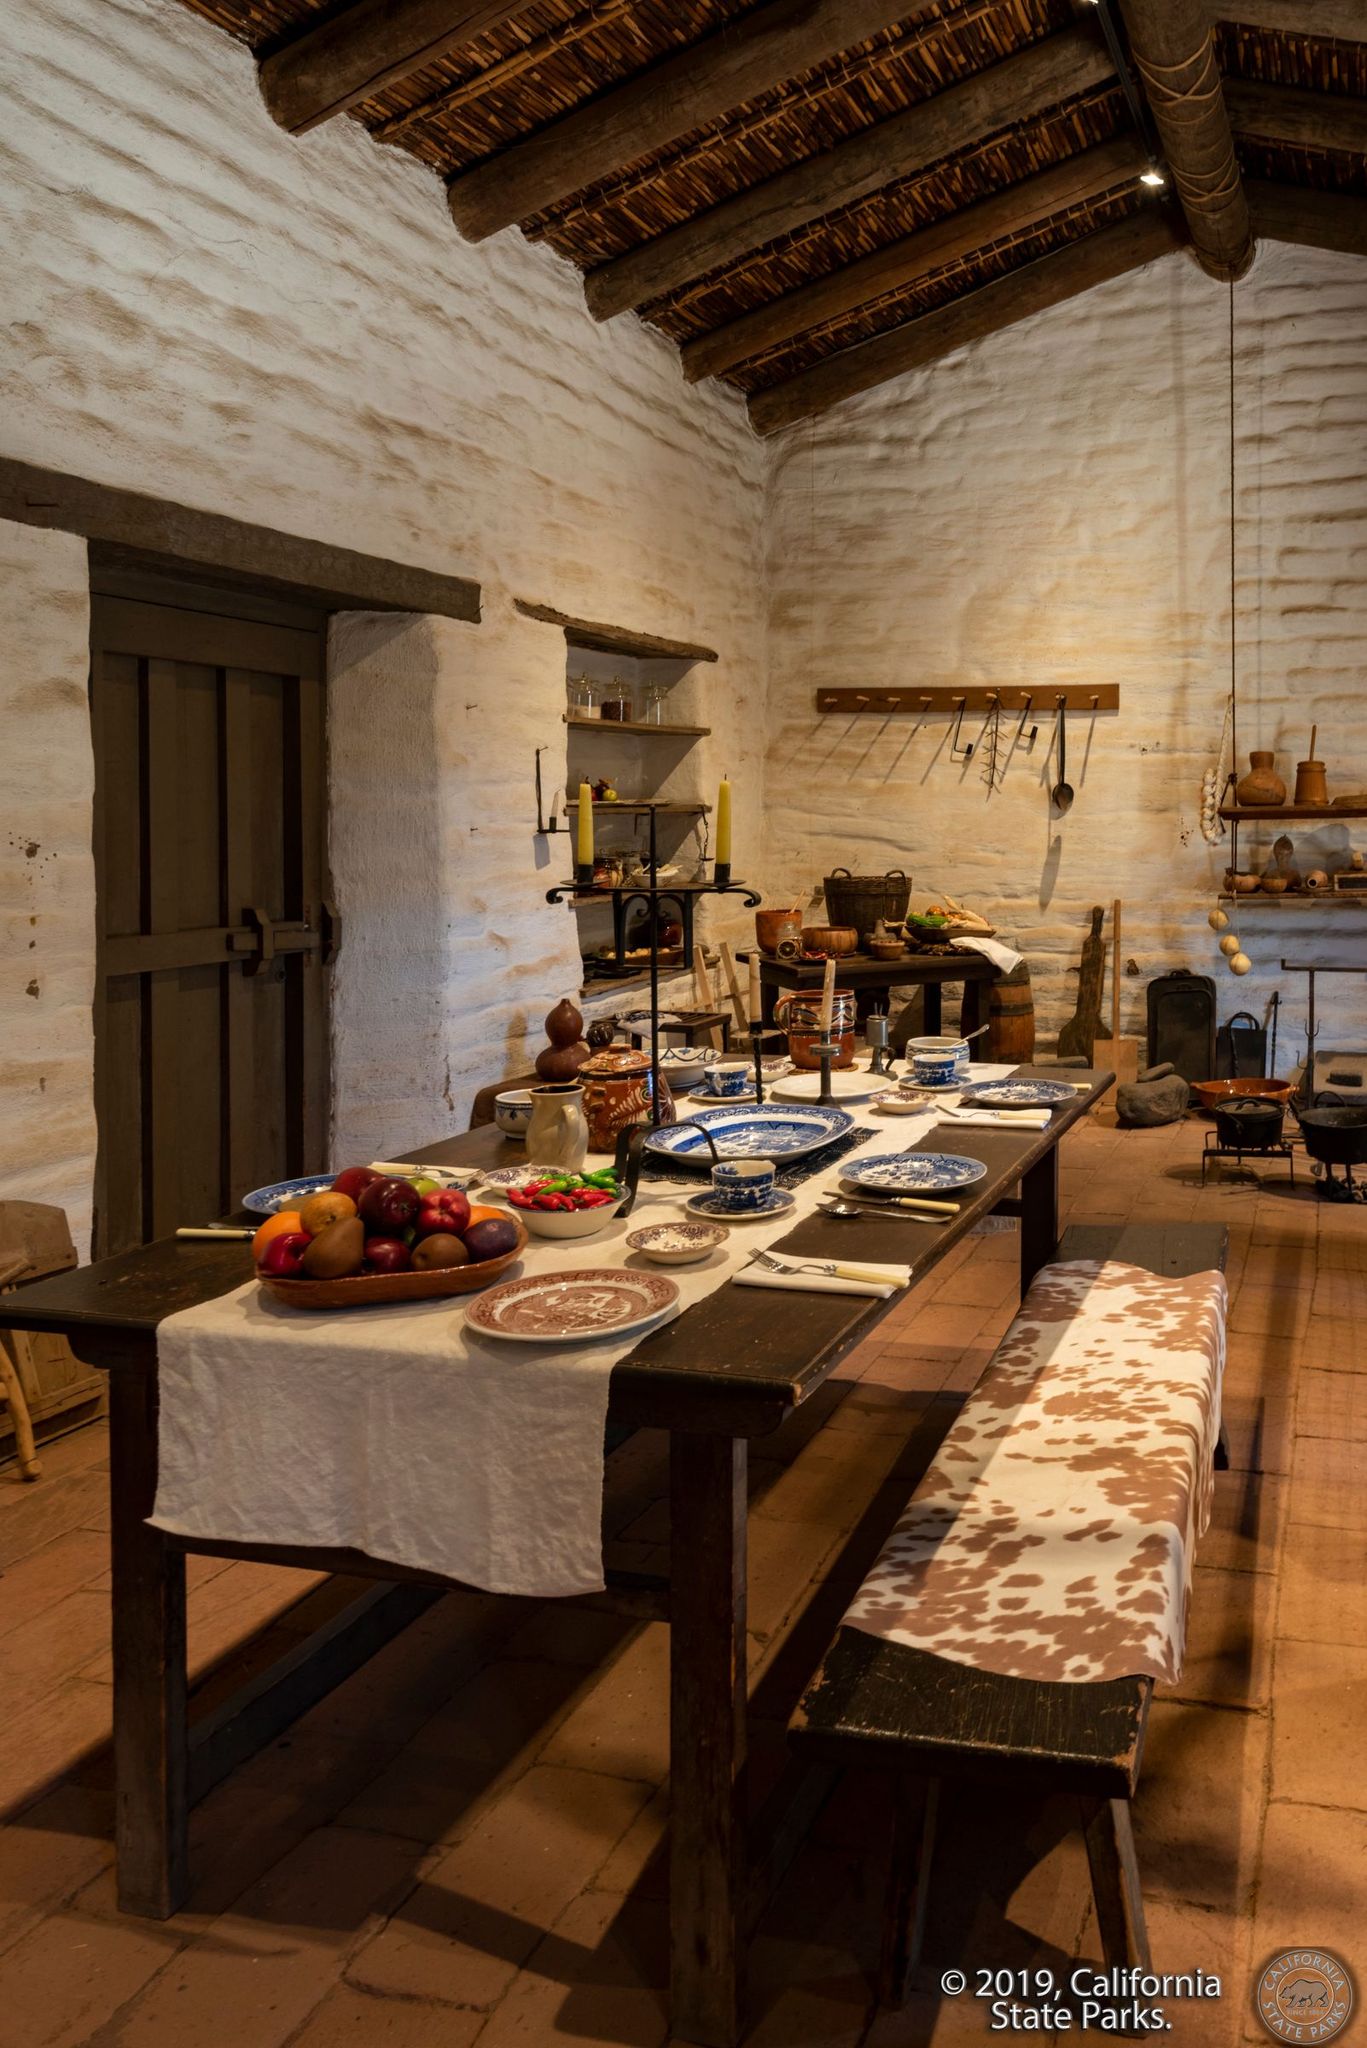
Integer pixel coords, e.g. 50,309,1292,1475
576,782,594,868
715,777,732,865
820,955,836,1036
749,951,761,1025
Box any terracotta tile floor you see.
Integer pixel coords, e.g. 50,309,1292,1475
1,1116,1363,2048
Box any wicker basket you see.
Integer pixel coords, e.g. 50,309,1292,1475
822,867,910,940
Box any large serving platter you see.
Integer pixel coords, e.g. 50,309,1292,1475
643,1103,853,1166
843,1151,988,1195
958,1078,1077,1109
465,1269,680,1344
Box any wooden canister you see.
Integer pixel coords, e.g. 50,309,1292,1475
1293,724,1328,807
985,963,1035,1062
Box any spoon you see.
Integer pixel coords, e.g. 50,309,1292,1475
1050,695,1074,814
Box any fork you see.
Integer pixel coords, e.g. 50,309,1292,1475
747,1247,907,1286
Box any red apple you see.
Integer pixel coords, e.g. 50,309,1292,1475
332,1165,380,1203
413,1189,471,1240
363,1235,411,1274
358,1176,420,1234
258,1231,311,1277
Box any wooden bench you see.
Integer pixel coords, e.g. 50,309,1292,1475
789,1222,1229,2007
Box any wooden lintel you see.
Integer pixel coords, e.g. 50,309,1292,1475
1249,179,1367,258
585,25,1113,322
1208,0,1367,37
0,458,481,623
1116,0,1254,281
815,686,1122,716
683,137,1148,384
448,0,923,242
514,598,718,663
1226,78,1367,156
259,0,527,135
748,211,1182,436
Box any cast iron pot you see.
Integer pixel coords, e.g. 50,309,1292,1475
1213,1096,1286,1150
1290,1095,1367,1168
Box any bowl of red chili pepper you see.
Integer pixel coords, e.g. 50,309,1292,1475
505,1168,626,1239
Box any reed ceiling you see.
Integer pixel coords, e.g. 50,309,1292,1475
172,0,1367,430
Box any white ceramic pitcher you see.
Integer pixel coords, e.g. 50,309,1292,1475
525,1082,589,1172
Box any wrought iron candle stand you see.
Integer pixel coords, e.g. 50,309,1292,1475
548,803,759,1131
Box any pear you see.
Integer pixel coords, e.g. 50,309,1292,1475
301,1216,365,1279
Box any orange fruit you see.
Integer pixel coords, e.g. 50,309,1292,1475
252,1209,305,1262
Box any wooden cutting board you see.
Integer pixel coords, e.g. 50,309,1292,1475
1058,905,1106,1062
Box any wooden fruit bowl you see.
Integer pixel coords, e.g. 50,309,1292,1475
259,1206,527,1311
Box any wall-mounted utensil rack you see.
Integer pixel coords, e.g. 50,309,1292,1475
814,685,1121,716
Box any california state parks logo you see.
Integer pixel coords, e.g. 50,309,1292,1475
1255,1950,1355,2041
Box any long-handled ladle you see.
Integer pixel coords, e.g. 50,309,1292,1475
1051,694,1074,815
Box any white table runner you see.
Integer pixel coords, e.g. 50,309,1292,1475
152,1064,1022,1597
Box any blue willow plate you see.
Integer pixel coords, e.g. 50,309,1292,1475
959,1078,1076,1109
241,1174,339,1216
644,1103,854,1167
843,1151,988,1194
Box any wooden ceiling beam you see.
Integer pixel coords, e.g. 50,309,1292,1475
584,24,1114,322
681,136,1149,384
259,0,528,135
1249,179,1367,257
1207,1,1367,39
1115,0,1254,280
448,0,933,243
1226,78,1367,155
747,208,1183,435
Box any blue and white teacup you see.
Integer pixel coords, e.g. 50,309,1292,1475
909,1035,970,1081
909,1048,960,1087
698,1061,751,1098
710,1159,776,1212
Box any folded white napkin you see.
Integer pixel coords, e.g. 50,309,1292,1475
735,1271,901,1300
950,934,1024,973
945,1109,1050,1131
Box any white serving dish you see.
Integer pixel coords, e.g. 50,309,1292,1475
516,1196,625,1240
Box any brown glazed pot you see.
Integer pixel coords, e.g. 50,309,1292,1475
1234,751,1286,807
578,1049,676,1152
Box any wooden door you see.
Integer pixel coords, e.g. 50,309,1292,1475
90,576,332,1255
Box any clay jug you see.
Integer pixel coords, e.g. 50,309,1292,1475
1235,751,1286,807
536,997,590,1082
525,1083,589,1172
578,1049,676,1152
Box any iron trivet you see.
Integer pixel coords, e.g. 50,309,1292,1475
1200,1134,1296,1188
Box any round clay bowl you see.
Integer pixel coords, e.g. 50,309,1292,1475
1190,1077,1296,1113
259,1205,527,1309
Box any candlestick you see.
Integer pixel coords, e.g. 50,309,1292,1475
576,782,594,870
819,954,836,1036
715,777,732,866
748,951,761,1027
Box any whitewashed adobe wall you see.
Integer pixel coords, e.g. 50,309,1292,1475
0,521,98,1257
0,0,767,1190
764,239,1367,1062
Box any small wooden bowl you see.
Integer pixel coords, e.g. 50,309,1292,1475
1224,872,1262,894
866,939,907,959
802,924,859,955
259,1205,527,1310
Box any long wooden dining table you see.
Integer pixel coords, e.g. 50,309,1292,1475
0,1064,1109,2047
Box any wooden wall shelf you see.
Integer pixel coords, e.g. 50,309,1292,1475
561,800,710,816
565,715,710,738
1219,803,1367,822
1218,892,1367,906
815,685,1120,715
517,600,718,664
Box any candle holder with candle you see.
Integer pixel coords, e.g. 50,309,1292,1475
547,797,758,1131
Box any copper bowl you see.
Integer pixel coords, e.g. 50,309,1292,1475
1190,1077,1296,1113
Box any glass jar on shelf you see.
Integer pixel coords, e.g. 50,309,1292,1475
600,675,632,722
567,673,594,717
639,682,670,726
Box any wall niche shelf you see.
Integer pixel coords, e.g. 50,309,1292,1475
517,598,718,665
565,715,711,738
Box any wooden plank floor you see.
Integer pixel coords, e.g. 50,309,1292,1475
0,1113,1360,2048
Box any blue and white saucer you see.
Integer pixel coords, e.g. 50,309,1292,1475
684,1187,796,1224
959,1078,1076,1109
646,1103,853,1167
843,1151,988,1195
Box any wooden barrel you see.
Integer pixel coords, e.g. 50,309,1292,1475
986,962,1035,1062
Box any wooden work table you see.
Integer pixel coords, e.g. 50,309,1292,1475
0,1066,1109,2047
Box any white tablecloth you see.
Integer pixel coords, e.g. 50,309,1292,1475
151,1064,1022,1597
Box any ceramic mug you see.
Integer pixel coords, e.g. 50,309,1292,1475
710,1159,776,1212
698,1061,751,1098
909,1034,970,1079
909,1050,959,1087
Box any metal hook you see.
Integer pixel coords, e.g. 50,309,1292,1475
950,695,973,761
1014,693,1037,749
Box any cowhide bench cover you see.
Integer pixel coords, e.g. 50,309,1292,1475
843,1258,1227,1686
